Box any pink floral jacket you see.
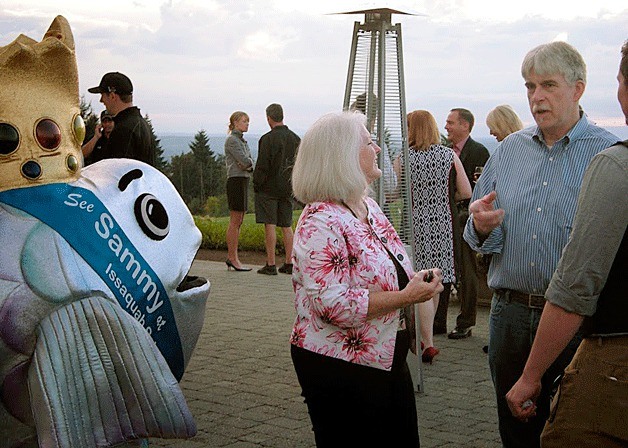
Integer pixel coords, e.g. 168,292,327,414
290,197,415,371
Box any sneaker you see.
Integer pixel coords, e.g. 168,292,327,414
257,264,278,275
278,263,293,274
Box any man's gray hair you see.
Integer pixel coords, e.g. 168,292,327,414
521,41,587,85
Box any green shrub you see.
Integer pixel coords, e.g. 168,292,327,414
188,197,206,215
205,195,229,217
194,209,301,253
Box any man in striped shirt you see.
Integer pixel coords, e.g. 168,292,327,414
463,41,618,448
505,39,628,448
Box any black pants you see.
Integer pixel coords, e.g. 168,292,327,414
456,236,479,328
433,283,452,332
291,330,420,447
453,205,479,329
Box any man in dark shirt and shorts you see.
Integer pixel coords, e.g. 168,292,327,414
88,72,154,166
253,103,301,275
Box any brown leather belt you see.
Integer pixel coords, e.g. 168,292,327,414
498,289,545,309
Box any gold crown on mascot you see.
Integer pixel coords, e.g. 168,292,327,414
0,15,85,193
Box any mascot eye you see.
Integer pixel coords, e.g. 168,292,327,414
134,193,169,241
0,123,20,155
35,119,62,150
73,114,86,145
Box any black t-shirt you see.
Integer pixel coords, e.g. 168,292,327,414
84,135,109,166
106,106,155,166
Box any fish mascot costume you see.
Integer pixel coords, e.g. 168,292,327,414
0,16,210,447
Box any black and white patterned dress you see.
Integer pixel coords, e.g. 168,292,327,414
408,144,456,283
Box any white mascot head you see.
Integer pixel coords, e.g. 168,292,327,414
0,16,210,448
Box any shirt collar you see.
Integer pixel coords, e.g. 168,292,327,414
112,106,137,123
532,110,588,146
453,136,470,156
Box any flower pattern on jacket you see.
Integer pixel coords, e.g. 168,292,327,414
303,237,348,286
327,323,380,364
290,198,415,371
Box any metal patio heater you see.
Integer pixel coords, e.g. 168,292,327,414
339,7,425,391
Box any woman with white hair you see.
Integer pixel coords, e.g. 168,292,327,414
289,111,443,446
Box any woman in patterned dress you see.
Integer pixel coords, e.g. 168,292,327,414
407,110,472,363
290,111,444,447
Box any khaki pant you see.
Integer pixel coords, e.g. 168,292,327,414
542,336,628,447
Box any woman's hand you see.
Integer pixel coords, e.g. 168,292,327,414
403,269,444,305
366,268,443,320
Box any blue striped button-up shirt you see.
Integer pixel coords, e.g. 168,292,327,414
463,114,618,295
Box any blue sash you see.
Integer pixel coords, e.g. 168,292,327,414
0,184,185,380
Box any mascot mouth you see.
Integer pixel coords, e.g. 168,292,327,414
176,275,208,292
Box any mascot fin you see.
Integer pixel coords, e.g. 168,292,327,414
28,296,196,447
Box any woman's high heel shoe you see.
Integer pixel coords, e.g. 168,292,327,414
422,346,440,364
225,259,252,272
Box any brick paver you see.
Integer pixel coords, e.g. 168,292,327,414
150,259,502,447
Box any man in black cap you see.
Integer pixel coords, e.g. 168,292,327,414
88,72,154,166
82,109,114,165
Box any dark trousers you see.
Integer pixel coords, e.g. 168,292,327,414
433,283,452,332
291,330,420,447
452,204,479,329
456,236,479,328
489,293,581,448
433,248,479,330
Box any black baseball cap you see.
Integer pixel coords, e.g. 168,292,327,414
100,110,113,120
88,72,133,95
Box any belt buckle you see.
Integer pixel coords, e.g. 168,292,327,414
527,293,544,309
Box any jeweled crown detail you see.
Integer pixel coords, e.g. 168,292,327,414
0,15,84,193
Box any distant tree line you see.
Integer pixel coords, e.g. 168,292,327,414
81,97,226,216
167,130,228,216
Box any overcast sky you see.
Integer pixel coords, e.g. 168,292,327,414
1,0,627,137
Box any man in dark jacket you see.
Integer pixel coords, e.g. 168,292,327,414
253,104,301,275
88,72,154,166
441,108,490,338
